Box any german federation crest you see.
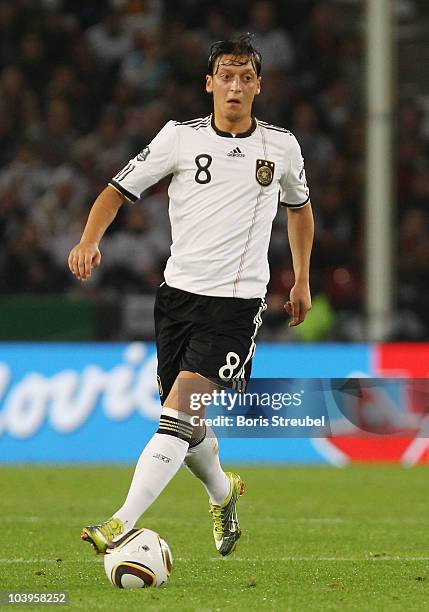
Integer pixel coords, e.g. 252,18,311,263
256,159,275,186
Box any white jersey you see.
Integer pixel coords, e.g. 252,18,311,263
110,115,310,299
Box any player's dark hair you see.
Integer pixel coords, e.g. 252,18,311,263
208,34,262,76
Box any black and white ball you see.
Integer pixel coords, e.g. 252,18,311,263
104,528,173,589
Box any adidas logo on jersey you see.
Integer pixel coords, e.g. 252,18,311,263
227,147,245,158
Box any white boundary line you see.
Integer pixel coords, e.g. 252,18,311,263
2,556,429,564
5,517,426,525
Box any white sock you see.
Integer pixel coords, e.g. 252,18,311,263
114,431,189,532
184,426,230,505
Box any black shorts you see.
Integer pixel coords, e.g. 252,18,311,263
154,283,267,404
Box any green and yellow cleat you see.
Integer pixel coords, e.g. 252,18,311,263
80,517,125,555
209,471,245,557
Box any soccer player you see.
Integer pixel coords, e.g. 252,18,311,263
68,35,313,557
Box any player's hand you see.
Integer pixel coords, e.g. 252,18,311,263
68,241,101,281
284,281,312,327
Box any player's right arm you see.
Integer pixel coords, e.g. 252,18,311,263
68,185,125,281
68,120,179,281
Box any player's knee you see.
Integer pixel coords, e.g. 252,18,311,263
156,405,194,444
188,424,206,448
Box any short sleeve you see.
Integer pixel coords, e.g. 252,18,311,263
279,135,310,208
109,121,178,202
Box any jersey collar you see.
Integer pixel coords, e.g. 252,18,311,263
210,114,257,138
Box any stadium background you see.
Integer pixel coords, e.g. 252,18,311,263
1,0,429,464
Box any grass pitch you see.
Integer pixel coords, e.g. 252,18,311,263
1,464,428,611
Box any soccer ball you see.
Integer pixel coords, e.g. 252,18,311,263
103,528,173,589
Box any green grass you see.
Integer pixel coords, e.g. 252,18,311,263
1,465,429,611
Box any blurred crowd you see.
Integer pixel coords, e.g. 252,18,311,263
1,0,429,340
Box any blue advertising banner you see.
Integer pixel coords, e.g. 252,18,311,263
0,342,372,464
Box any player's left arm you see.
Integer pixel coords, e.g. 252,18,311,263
285,202,314,327
279,134,313,327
